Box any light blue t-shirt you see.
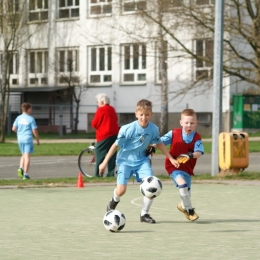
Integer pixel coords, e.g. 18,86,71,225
160,129,204,154
115,120,161,166
13,114,38,143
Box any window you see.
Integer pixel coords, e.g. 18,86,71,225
58,0,79,19
57,48,79,84
28,50,48,85
7,0,19,13
121,44,146,83
89,0,112,16
29,0,48,22
119,113,136,125
197,113,212,126
0,0,19,17
88,46,112,84
161,0,183,11
123,0,146,13
195,39,213,80
0,51,19,85
196,0,215,5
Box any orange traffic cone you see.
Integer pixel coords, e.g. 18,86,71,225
77,172,84,188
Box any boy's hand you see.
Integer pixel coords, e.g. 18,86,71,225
99,162,106,176
145,145,155,157
169,158,179,168
177,152,193,164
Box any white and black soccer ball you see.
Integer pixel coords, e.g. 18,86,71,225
140,176,162,198
103,210,126,232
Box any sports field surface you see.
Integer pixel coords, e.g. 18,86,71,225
1,182,259,260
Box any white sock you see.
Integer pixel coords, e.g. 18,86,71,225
179,185,193,211
141,196,153,216
113,188,120,202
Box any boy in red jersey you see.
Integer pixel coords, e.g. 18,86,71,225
157,109,204,221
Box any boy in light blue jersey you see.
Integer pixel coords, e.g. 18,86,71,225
12,103,40,179
99,99,179,224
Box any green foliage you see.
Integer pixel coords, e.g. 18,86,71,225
0,143,89,156
1,140,259,156
5,132,95,140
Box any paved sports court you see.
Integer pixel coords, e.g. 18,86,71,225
0,182,259,259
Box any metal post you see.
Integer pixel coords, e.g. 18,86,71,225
59,106,63,138
211,0,224,176
7,105,11,136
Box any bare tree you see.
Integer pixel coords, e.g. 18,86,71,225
55,52,90,134
146,0,260,93
0,0,43,142
90,0,260,132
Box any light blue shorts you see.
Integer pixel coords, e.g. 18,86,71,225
18,142,34,154
169,170,192,189
116,161,153,185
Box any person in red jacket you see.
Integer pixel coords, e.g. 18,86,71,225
92,93,119,177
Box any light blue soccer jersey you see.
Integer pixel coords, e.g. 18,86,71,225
160,129,204,154
115,120,161,167
13,114,38,143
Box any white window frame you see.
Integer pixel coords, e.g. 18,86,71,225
56,48,80,85
28,0,49,22
121,43,146,84
88,45,112,85
194,38,213,81
28,49,48,86
0,51,19,86
196,0,215,6
58,0,80,19
89,0,112,16
122,0,147,14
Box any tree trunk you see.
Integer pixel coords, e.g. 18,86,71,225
158,0,168,135
0,51,7,143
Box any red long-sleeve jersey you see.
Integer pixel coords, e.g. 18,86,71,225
91,104,119,142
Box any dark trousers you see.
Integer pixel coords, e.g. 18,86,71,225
95,135,117,177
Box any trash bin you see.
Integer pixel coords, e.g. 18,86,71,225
219,132,249,171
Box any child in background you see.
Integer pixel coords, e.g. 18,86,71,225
12,102,40,179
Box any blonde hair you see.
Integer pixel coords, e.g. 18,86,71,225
95,93,110,104
136,99,152,112
181,108,197,118
21,102,32,113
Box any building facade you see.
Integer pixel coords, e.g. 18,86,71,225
2,0,252,135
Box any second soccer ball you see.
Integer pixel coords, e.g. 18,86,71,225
140,176,162,198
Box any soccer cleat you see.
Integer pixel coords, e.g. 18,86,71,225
17,168,24,178
188,208,199,221
106,197,119,211
23,174,30,180
140,214,156,224
177,203,190,220
177,203,199,221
